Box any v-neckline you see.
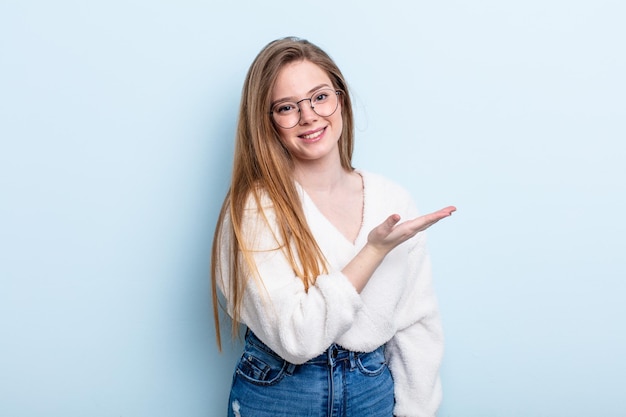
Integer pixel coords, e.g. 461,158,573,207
296,170,367,247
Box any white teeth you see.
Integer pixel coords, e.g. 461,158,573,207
301,128,324,140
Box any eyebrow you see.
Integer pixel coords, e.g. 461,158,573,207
271,83,334,106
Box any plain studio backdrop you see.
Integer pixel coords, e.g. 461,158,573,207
1,1,624,416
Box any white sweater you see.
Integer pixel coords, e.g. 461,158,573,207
217,170,443,417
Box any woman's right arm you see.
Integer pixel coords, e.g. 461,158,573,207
217,203,363,364
217,200,455,364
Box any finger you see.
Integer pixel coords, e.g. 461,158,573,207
371,214,401,239
388,213,401,224
382,214,401,233
404,207,455,232
426,206,456,221
438,206,457,216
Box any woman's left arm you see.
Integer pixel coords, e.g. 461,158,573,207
385,233,444,417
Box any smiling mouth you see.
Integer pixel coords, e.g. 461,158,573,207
299,127,326,140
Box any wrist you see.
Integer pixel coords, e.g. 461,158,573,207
362,242,389,261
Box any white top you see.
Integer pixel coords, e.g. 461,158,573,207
217,170,443,417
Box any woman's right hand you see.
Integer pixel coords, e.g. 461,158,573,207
367,206,457,255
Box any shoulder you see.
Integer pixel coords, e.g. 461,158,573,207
358,169,416,210
360,170,409,192
231,187,285,249
243,184,274,211
358,170,428,250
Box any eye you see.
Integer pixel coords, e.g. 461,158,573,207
274,103,297,114
313,92,329,103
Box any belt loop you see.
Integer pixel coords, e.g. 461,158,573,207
327,345,336,367
349,351,357,370
285,362,297,375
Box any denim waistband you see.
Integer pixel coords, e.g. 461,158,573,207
245,330,382,367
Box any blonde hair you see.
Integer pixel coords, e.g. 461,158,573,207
211,37,355,349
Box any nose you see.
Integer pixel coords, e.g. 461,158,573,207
297,98,318,124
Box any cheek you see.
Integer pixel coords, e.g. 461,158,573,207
276,127,291,145
335,101,344,122
332,107,344,135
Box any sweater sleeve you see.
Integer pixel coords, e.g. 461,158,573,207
385,232,444,417
216,195,364,365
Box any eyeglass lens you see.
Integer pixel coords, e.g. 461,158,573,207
271,89,339,129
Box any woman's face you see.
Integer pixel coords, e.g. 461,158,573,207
270,60,343,167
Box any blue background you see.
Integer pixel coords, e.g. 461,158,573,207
1,1,624,416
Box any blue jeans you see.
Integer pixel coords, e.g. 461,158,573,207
227,331,394,417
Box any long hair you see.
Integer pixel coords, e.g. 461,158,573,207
211,37,355,349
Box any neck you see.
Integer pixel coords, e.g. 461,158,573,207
292,157,350,193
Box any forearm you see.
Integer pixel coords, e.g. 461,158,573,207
341,243,388,293
240,270,364,364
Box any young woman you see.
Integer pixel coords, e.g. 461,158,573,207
211,36,456,417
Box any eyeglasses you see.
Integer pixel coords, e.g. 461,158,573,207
270,88,341,129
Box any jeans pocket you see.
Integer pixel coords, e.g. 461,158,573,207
355,347,387,376
235,344,288,386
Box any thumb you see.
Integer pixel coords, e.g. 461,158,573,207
382,214,401,233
